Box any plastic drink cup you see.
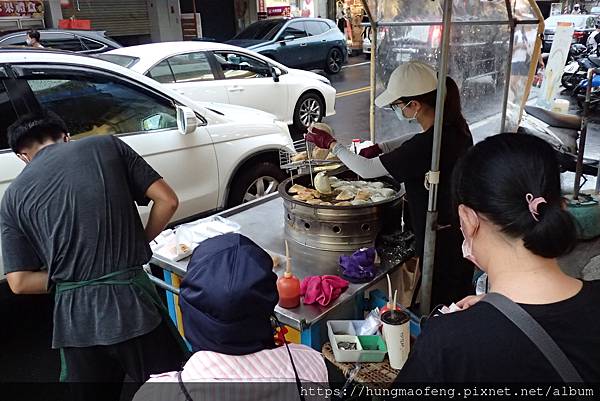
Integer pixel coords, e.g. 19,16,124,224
381,310,410,370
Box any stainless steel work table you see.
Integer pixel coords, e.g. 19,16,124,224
150,193,414,349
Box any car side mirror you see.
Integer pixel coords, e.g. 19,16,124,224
270,66,282,82
280,35,295,44
176,105,198,135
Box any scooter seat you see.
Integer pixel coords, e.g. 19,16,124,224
524,105,581,130
588,55,600,67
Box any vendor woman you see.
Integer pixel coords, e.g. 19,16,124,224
306,61,474,307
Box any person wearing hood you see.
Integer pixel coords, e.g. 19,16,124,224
305,61,474,308
133,233,328,401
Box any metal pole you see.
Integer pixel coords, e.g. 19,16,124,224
375,19,534,27
573,68,593,200
361,0,377,142
500,1,514,133
419,0,453,315
596,160,600,194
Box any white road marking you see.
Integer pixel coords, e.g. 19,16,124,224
343,61,370,69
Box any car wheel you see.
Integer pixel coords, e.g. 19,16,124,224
293,92,324,132
325,47,343,74
227,161,287,208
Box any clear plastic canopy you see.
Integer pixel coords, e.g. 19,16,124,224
366,0,543,142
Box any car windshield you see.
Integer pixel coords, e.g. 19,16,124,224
96,54,140,68
234,20,285,40
545,15,588,29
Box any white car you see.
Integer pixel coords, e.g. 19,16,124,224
99,41,337,132
0,48,295,277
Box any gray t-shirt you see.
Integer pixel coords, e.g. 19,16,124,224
0,136,162,348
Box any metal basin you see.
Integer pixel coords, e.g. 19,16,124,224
278,171,403,252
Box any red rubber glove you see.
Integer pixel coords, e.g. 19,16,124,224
305,125,335,149
359,144,382,158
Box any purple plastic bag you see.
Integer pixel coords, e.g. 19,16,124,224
339,248,377,283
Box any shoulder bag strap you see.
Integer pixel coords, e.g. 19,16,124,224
481,292,583,383
273,315,306,401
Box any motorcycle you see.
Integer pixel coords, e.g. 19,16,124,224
519,105,598,176
561,44,599,91
572,73,600,109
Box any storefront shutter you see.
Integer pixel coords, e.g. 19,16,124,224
62,0,150,37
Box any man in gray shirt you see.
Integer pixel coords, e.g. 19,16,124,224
1,110,187,400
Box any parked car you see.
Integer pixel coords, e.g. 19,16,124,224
0,47,294,277
0,29,121,54
100,41,336,132
226,17,347,74
543,14,596,52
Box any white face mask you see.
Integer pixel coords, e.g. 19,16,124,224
26,38,33,46
460,214,481,269
392,101,418,122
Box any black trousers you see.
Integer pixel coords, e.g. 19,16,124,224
60,319,186,401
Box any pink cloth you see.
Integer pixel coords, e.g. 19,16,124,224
300,275,349,306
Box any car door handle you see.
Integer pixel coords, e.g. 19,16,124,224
300,43,308,47
228,86,244,92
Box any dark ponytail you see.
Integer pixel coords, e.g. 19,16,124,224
453,133,577,259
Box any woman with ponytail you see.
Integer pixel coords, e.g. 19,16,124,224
306,61,475,307
396,133,600,382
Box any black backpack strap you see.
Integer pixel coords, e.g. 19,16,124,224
177,370,195,401
482,292,583,383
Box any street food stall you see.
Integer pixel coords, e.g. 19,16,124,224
147,0,545,384
150,190,417,349
362,0,543,313
149,138,419,349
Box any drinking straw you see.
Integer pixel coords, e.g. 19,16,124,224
285,240,291,275
386,274,393,311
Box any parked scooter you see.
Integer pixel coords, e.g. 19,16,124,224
519,105,598,176
572,73,600,109
561,44,598,91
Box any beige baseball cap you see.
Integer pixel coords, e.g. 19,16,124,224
374,61,438,108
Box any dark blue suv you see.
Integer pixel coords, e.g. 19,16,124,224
227,18,347,74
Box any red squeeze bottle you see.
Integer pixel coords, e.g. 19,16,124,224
277,241,301,309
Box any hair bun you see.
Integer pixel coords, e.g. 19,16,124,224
523,202,577,258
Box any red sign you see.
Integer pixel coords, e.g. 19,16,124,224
258,0,265,13
267,6,290,17
0,1,44,17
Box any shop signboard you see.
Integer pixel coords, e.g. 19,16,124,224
0,1,44,17
267,5,290,17
537,22,575,110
